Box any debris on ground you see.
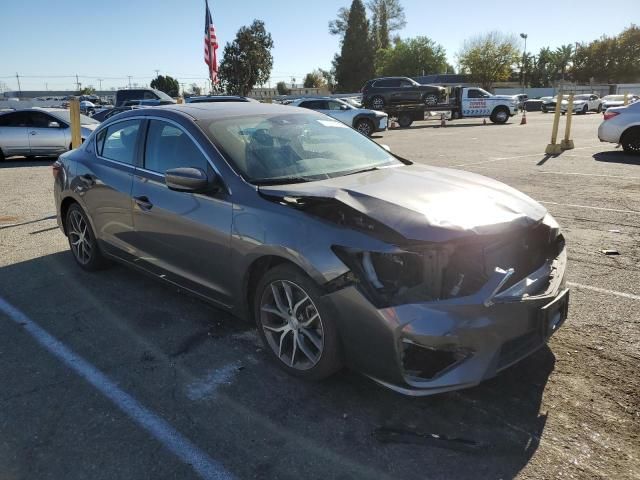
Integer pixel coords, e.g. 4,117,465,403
600,249,620,255
373,427,484,452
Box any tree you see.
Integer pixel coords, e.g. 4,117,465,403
457,32,521,91
303,70,327,88
367,0,405,50
319,68,336,92
552,44,574,81
276,81,290,95
218,20,274,96
333,0,375,92
375,36,447,77
150,75,180,97
329,0,405,47
79,86,95,95
186,83,202,97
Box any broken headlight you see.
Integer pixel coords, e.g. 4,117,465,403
542,213,561,240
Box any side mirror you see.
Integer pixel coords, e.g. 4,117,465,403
340,105,349,110
48,121,60,128
380,144,391,152
165,167,212,193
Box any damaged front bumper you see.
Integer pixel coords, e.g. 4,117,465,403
326,246,568,396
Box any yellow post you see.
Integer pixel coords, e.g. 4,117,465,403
561,93,575,150
545,90,563,154
624,93,629,106
69,97,82,149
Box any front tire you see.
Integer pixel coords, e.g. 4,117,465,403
397,113,413,128
490,107,509,124
621,127,640,155
65,203,109,271
355,118,374,137
581,105,588,115
254,264,342,380
597,104,602,113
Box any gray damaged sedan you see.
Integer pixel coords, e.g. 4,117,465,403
53,103,568,396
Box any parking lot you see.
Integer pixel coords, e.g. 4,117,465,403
1,111,638,479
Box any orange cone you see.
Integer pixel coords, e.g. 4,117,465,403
520,110,527,125
440,114,446,128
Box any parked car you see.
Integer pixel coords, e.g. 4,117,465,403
598,101,640,154
0,108,98,160
601,94,640,111
115,88,176,107
561,94,602,114
289,97,387,136
53,102,568,396
91,106,136,123
80,100,96,115
541,95,567,113
186,95,256,103
513,94,528,110
361,77,446,110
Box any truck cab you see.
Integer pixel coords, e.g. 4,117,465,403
450,87,518,123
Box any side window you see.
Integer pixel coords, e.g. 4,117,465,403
95,128,107,155
28,112,55,128
300,100,326,110
399,80,413,87
328,101,344,110
100,120,141,165
144,120,207,174
468,89,487,99
0,112,30,127
143,91,158,100
374,80,390,88
0,113,17,127
387,79,401,88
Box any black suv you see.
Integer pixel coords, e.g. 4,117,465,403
361,77,446,110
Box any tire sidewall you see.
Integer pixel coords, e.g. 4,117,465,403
355,119,374,136
490,107,509,124
65,204,106,271
253,264,342,380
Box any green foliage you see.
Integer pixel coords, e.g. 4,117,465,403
375,36,447,77
303,70,327,88
367,0,405,50
334,0,375,92
150,75,180,97
276,81,290,95
78,86,95,95
457,32,521,90
218,20,274,96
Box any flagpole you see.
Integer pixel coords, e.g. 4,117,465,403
206,0,214,92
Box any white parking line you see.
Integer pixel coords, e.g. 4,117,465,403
0,297,232,480
568,282,640,302
541,201,640,215
538,171,640,180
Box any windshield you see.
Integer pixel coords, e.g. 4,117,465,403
50,110,99,125
204,112,401,184
603,95,624,101
574,95,590,101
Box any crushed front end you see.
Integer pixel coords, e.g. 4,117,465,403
327,215,568,396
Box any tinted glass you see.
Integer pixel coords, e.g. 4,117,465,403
205,112,400,183
144,120,207,173
28,112,56,128
299,100,327,110
328,101,346,110
100,120,140,164
0,112,30,127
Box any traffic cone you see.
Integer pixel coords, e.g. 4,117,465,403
440,114,446,128
483,117,487,125
520,110,527,125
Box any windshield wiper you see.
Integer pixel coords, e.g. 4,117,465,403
252,176,312,186
339,166,380,177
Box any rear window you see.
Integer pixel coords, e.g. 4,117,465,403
374,79,400,88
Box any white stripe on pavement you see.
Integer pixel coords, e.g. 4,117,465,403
538,171,640,180
0,297,232,480
568,282,640,302
541,201,640,215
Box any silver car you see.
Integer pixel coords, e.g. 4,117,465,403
53,103,568,396
0,108,98,160
598,101,640,153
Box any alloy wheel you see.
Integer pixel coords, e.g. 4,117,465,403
371,96,385,110
495,110,508,123
68,209,93,265
424,94,438,106
356,120,372,136
259,280,324,370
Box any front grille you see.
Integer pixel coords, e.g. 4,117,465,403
401,341,469,380
497,330,543,370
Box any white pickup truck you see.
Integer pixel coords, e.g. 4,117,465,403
384,86,519,127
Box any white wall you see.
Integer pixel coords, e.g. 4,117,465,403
615,84,640,95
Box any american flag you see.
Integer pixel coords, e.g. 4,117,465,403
204,0,219,84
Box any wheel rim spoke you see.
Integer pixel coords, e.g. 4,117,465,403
290,332,298,366
300,328,322,350
297,334,316,362
281,282,294,311
261,305,289,321
292,295,310,316
300,312,319,328
271,283,288,315
278,329,291,358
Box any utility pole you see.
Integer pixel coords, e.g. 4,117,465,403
76,74,81,92
154,69,160,78
97,78,103,91
127,76,132,89
520,33,528,94
16,73,22,95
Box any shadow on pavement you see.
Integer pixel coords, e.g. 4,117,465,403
593,151,640,165
0,251,555,480
0,156,58,169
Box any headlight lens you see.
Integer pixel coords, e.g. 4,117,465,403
542,213,561,239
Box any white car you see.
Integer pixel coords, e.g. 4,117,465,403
601,94,640,111
290,98,387,136
561,94,602,114
597,102,640,154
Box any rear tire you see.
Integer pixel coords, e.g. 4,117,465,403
597,104,602,113
490,107,509,124
65,203,109,271
397,113,413,128
581,105,588,115
621,127,640,155
254,264,342,381
370,96,385,111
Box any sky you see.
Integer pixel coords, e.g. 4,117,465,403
0,0,636,93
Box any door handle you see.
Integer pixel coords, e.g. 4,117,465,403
30,131,37,135
134,195,153,211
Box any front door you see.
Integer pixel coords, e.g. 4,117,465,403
130,119,233,305
25,111,69,155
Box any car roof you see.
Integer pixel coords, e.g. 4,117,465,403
107,102,308,123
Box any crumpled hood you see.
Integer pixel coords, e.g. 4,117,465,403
259,164,547,242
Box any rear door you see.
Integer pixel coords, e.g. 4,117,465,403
130,119,233,305
398,78,420,103
25,111,69,155
325,100,354,125
0,111,30,157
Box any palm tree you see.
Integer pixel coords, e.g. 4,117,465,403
553,44,574,81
